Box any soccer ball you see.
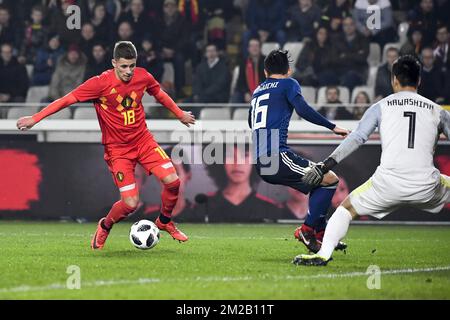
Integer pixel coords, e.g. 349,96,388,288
129,220,160,250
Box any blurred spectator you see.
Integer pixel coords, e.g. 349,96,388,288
79,0,101,20
318,86,354,120
84,43,110,80
0,43,29,102
243,0,286,54
49,0,82,47
435,0,450,29
354,0,397,50
32,34,65,86
233,38,265,103
18,5,48,65
294,26,338,87
400,27,424,57
374,47,398,100
333,17,369,91
204,5,227,51
321,0,352,39
352,90,371,120
104,0,123,22
137,37,164,82
118,0,149,44
48,44,87,101
433,25,450,73
90,2,114,44
286,0,321,42
0,5,20,48
79,23,97,62
418,47,445,103
192,43,230,103
116,21,136,43
155,0,190,98
408,0,438,46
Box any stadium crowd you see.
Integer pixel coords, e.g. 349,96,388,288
0,0,449,120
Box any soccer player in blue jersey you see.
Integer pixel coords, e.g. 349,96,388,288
249,50,350,253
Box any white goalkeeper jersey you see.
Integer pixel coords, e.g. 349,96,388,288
330,90,450,199
378,91,441,170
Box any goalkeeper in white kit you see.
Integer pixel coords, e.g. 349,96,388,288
294,55,450,266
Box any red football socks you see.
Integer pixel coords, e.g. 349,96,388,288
104,200,136,229
159,179,181,222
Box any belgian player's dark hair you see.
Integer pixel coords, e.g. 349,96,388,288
113,41,137,60
392,55,421,87
264,50,290,76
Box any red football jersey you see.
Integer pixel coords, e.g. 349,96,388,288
72,67,160,145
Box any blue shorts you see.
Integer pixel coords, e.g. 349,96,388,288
256,150,315,194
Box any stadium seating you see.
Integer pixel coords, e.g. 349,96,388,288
261,42,280,56
283,42,304,64
232,108,249,120
398,22,409,45
301,86,316,103
368,43,381,67
25,86,49,103
73,107,97,119
7,106,40,119
46,108,72,120
26,64,34,79
317,86,350,105
200,108,231,120
366,66,379,87
230,66,240,98
161,62,175,84
351,86,375,103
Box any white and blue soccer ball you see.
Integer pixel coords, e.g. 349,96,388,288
129,220,160,250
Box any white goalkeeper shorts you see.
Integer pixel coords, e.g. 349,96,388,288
348,168,450,219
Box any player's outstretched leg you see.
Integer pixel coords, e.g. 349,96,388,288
155,178,188,242
315,230,348,252
294,204,353,266
294,174,338,253
91,199,137,250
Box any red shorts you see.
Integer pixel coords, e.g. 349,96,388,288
104,135,176,197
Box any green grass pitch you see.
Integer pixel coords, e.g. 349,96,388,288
0,222,449,299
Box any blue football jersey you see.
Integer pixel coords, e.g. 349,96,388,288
249,77,300,158
249,77,335,159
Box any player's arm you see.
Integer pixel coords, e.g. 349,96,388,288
439,109,450,140
16,92,78,130
17,76,104,130
145,71,195,127
153,89,195,127
290,94,349,136
17,76,103,131
302,103,381,187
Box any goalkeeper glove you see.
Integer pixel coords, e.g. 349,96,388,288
302,157,337,187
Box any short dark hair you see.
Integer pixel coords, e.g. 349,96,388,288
113,41,137,60
386,46,399,55
326,85,340,95
392,55,421,87
264,50,290,76
31,5,45,14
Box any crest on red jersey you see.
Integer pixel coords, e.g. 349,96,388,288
121,96,133,109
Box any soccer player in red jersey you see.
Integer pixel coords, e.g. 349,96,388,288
16,41,196,249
